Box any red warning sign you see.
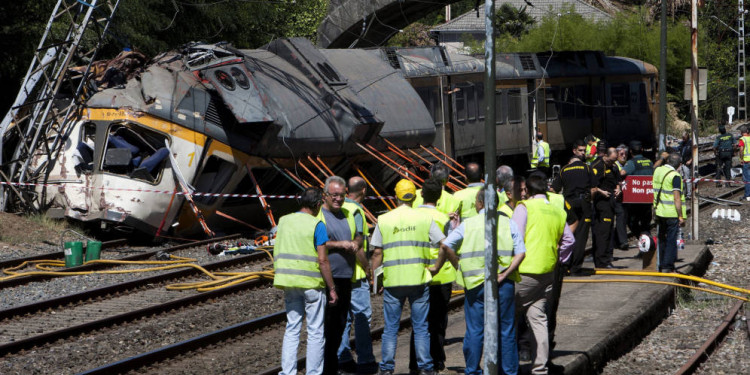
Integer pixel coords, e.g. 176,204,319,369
622,176,654,204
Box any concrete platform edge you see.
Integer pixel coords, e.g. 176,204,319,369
561,245,713,375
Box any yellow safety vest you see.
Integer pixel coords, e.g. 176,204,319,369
273,212,324,289
742,135,750,162
377,205,433,287
531,140,551,168
518,198,566,274
585,138,599,164
453,185,482,219
417,206,456,285
342,201,369,281
457,212,519,290
652,165,686,218
412,189,460,215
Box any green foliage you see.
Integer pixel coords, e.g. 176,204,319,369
387,23,435,47
494,4,535,38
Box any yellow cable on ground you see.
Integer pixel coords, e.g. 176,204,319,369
593,269,750,296
564,278,749,302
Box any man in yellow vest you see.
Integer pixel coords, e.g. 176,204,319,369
337,176,377,374
512,174,575,375
739,126,750,201
584,134,599,164
370,179,446,375
652,153,686,273
408,178,456,373
318,176,366,375
274,187,337,375
434,187,526,375
531,131,551,177
453,162,484,219
412,164,460,216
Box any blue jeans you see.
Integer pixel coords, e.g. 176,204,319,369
463,280,518,375
657,217,680,271
338,278,375,365
380,285,432,372
743,163,750,198
280,288,326,375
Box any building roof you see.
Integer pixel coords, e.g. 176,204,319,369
431,0,612,33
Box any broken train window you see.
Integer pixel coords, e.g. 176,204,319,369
74,122,97,175
193,155,236,205
102,123,170,183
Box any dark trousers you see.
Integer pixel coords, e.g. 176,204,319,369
567,197,592,273
409,283,452,371
656,217,680,272
593,199,614,268
716,156,733,183
609,199,628,250
324,278,353,375
626,203,652,236
547,263,566,349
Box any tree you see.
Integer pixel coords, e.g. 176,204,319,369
494,4,534,38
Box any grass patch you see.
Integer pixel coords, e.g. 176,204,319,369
0,212,88,245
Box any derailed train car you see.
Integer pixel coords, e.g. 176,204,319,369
31,38,658,237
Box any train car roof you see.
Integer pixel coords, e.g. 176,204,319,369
538,51,656,77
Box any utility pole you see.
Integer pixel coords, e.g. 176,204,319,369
659,0,668,152
739,0,747,121
691,0,700,240
482,0,498,373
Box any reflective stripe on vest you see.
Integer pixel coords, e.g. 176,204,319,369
273,212,324,289
457,212,519,290
454,185,482,219
418,206,456,285
531,141,550,168
343,201,369,281
412,189,460,215
742,136,750,162
653,165,686,218
378,205,433,287
518,198,566,275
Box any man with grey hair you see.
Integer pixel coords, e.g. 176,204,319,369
319,176,366,374
412,163,460,215
652,153,686,273
496,165,514,211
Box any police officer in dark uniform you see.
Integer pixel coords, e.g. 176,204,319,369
591,146,620,269
623,140,654,236
714,124,736,187
552,139,593,275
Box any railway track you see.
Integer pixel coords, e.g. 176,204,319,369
0,250,274,357
0,238,127,270
78,294,465,374
0,234,241,289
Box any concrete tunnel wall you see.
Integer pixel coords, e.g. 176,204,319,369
318,0,465,48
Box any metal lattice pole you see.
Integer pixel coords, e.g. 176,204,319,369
0,0,121,211
739,0,747,121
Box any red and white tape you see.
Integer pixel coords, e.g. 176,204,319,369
0,180,396,200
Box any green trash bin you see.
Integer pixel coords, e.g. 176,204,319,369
64,241,84,268
86,240,102,262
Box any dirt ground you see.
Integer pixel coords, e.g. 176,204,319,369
0,211,66,250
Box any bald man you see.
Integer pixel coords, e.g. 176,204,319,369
337,176,377,373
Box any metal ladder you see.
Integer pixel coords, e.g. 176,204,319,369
0,0,121,211
739,0,747,121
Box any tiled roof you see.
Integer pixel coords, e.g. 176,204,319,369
432,0,612,33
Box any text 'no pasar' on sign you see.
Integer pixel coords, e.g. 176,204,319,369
622,175,654,204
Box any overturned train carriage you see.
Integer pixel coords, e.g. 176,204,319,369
32,38,658,237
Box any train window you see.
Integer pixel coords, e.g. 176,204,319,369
476,82,485,120
559,87,575,119
455,87,466,125
508,89,522,124
575,85,590,119
101,124,170,183
545,88,558,121
465,85,477,122
494,91,505,125
611,84,630,116
431,87,444,126
74,123,97,175
194,155,236,205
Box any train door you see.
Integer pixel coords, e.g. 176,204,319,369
175,139,248,235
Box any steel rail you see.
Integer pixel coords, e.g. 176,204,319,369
0,234,240,289
79,294,467,375
674,300,744,375
0,238,126,270
0,253,272,356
